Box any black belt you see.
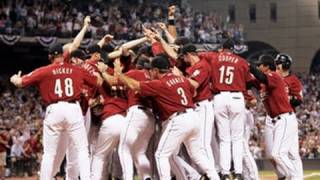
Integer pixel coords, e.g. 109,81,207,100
176,110,187,116
271,112,293,123
213,91,240,95
137,106,148,111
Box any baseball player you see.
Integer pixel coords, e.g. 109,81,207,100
242,90,259,180
249,55,303,180
10,43,103,180
114,56,220,180
172,44,217,174
208,39,251,180
51,49,92,180
118,58,155,180
90,56,129,180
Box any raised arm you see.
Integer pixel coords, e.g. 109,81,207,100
167,5,177,39
157,22,175,44
63,16,91,53
96,62,118,86
97,34,114,48
114,59,141,91
107,37,149,59
153,30,178,60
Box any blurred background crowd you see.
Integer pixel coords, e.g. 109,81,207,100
0,0,244,43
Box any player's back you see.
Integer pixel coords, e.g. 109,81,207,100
154,73,195,120
24,62,96,105
210,51,250,93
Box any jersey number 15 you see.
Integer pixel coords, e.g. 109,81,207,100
54,78,74,97
219,66,234,85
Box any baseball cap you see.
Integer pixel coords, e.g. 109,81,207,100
136,57,152,69
151,56,170,72
222,38,235,50
174,36,190,46
178,44,197,57
256,54,276,70
48,43,63,55
86,44,102,54
70,49,88,60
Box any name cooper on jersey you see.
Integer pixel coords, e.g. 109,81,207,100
218,54,239,63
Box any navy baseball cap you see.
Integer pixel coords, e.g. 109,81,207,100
70,49,88,60
86,44,102,54
151,56,170,72
174,36,190,46
48,43,63,55
136,57,151,69
256,54,276,70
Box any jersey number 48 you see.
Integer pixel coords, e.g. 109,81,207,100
54,78,74,97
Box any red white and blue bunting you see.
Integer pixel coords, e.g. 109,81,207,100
0,34,21,45
36,36,58,47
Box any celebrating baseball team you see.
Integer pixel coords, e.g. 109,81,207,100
8,5,304,180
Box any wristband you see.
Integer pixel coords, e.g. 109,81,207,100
168,19,175,26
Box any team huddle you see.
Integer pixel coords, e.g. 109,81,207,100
9,11,303,180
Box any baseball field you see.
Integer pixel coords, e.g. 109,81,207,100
6,170,320,180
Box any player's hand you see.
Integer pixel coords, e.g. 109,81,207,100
168,5,176,17
84,16,91,26
10,71,22,85
120,46,130,56
113,58,123,76
157,22,167,30
96,62,108,73
246,99,257,108
172,66,183,76
103,34,114,43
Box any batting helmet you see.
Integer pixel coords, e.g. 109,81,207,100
275,53,292,70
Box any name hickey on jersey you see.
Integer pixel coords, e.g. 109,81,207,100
52,68,73,75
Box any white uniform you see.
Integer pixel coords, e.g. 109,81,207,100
214,92,245,175
155,109,219,180
52,108,91,180
41,102,91,180
267,113,303,180
118,105,155,180
242,109,259,180
90,114,127,180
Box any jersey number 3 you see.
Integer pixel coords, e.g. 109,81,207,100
219,66,234,85
54,78,74,97
177,87,188,105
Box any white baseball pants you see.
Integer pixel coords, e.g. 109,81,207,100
52,108,91,180
155,109,219,180
40,102,90,180
214,92,245,175
270,113,303,180
90,114,127,180
242,109,259,180
118,105,155,180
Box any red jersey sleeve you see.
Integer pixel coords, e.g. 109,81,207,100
266,72,281,89
151,42,165,56
140,80,162,97
21,68,45,87
188,66,207,85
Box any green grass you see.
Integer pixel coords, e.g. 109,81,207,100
259,170,320,180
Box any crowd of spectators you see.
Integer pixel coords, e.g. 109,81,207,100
0,76,42,177
0,0,244,43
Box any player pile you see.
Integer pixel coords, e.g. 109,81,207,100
9,6,304,180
